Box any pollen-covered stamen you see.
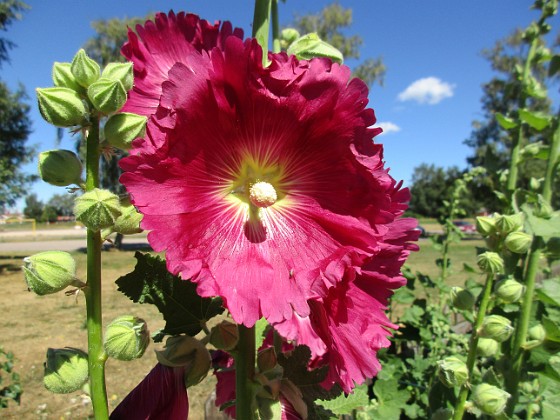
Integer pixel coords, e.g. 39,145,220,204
249,181,277,208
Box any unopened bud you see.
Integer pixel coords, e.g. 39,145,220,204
52,62,82,92
23,251,77,295
505,231,532,254
451,287,475,310
495,213,524,234
287,33,344,64
209,320,239,351
524,324,546,350
477,252,504,274
257,347,278,373
111,197,143,235
156,335,211,388
104,315,149,361
476,215,496,236
101,62,134,92
87,78,127,114
36,87,88,127
479,315,514,342
280,28,300,49
495,278,525,303
477,338,500,357
71,49,100,88
74,188,122,232
104,113,147,150
535,196,554,219
38,149,82,187
43,348,89,394
437,356,468,388
472,383,510,417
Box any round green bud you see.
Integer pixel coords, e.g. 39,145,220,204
43,347,89,394
104,113,147,150
71,49,100,88
101,62,134,92
52,62,82,92
87,78,127,114
476,215,496,236
36,87,88,127
280,28,301,49
529,324,546,344
495,278,525,303
104,315,149,361
504,231,533,254
479,315,514,342
209,320,239,351
74,188,122,232
477,252,504,274
450,286,475,310
436,356,468,388
257,347,278,373
472,383,511,417
112,197,143,235
476,337,500,358
495,213,524,235
23,251,77,295
535,197,554,219
38,149,83,187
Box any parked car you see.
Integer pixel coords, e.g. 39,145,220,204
453,220,476,234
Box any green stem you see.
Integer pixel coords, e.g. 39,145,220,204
84,117,109,419
453,273,495,420
271,0,280,53
235,325,256,419
542,119,560,203
252,0,272,66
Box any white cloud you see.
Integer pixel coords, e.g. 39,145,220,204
377,121,401,135
398,77,455,105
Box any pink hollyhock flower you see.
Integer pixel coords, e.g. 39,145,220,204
120,12,418,333
110,363,188,419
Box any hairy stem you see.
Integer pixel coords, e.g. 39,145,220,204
83,117,109,419
542,119,560,203
252,0,272,66
453,273,495,420
235,325,256,419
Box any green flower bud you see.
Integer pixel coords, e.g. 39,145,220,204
535,196,554,219
527,324,546,349
52,62,82,92
209,320,239,351
280,28,300,49
38,149,83,187
436,356,468,388
287,33,344,63
476,215,496,236
495,213,524,234
36,87,88,127
101,62,134,92
529,177,542,191
43,347,89,394
476,337,500,357
87,78,127,114
495,278,525,303
104,315,149,361
71,49,100,88
112,197,143,235
74,188,121,232
257,347,278,373
472,383,511,417
450,287,475,310
23,251,77,295
504,231,533,254
104,113,147,150
479,315,514,342
477,252,504,274
155,335,211,388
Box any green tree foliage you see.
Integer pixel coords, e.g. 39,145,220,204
291,3,385,87
0,0,34,211
23,193,42,220
47,193,75,216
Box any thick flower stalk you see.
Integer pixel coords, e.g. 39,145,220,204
119,10,418,402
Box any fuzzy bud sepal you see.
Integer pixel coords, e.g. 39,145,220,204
23,251,77,295
36,87,88,127
38,149,83,187
74,188,121,232
104,315,149,361
43,347,89,394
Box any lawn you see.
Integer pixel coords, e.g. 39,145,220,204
0,237,483,418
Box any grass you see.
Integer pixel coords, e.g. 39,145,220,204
0,237,484,419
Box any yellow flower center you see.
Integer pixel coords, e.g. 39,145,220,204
249,181,277,208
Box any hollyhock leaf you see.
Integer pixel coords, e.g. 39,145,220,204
370,378,410,418
518,108,552,131
495,112,518,130
255,318,270,350
316,384,368,415
115,252,224,341
536,278,560,307
522,204,560,238
287,33,344,63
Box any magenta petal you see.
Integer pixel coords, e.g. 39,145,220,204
110,364,188,420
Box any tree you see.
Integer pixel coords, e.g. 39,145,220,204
47,193,75,216
23,193,42,220
0,0,34,211
291,3,385,88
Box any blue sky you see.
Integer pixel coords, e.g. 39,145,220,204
3,0,559,210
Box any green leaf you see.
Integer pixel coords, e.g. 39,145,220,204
522,204,560,238
255,317,270,350
537,278,560,307
518,108,552,131
391,286,416,304
543,394,560,419
287,33,344,63
115,252,224,341
463,262,477,273
317,384,368,415
543,317,560,343
370,378,411,418
525,75,548,99
495,112,518,130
